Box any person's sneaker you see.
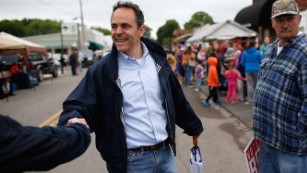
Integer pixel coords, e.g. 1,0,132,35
194,88,200,92
244,101,250,105
214,100,222,106
202,100,211,106
239,97,247,102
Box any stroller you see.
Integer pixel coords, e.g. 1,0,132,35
218,55,230,96
218,74,228,96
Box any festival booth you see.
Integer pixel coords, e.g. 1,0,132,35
0,32,47,97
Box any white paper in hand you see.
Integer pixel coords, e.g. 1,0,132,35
190,146,205,173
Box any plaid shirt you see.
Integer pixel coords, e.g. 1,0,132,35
253,33,307,154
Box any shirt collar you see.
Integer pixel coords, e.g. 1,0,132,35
119,42,150,62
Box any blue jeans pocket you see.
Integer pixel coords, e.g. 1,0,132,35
127,150,143,162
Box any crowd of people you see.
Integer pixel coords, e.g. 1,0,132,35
167,37,263,106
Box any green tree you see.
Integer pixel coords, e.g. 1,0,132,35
156,19,180,47
25,19,60,36
0,19,25,37
92,27,111,35
0,18,60,37
144,25,152,39
184,11,214,29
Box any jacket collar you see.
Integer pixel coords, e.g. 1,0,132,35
107,37,169,82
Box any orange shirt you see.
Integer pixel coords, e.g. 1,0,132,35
207,57,219,87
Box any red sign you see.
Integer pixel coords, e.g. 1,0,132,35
244,137,261,173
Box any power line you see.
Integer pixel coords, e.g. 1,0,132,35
36,0,77,17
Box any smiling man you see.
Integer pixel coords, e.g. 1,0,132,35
253,0,307,172
58,1,203,173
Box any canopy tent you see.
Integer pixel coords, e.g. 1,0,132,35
186,20,257,43
175,33,193,42
0,36,23,49
185,24,211,43
0,32,47,68
0,32,46,50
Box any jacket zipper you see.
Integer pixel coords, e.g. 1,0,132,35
115,77,127,140
164,98,175,152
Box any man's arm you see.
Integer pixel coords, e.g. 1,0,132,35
0,115,91,172
58,68,98,131
169,72,204,137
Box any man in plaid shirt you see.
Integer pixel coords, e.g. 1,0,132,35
253,0,307,172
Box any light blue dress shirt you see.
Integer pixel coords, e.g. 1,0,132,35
118,43,168,149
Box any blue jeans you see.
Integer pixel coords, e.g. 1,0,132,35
246,72,258,102
183,65,191,85
195,78,202,90
127,145,177,173
259,143,307,173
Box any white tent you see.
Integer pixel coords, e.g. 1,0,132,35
0,32,45,49
185,24,211,43
186,20,257,43
299,10,307,33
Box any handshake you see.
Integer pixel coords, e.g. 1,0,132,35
67,117,89,129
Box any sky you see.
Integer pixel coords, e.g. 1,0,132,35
0,0,252,38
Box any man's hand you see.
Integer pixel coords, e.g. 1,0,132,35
67,118,89,129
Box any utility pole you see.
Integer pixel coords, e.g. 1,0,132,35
77,23,81,51
60,21,64,74
79,0,86,51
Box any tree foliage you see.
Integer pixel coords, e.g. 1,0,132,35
0,18,60,37
26,19,60,36
144,25,152,39
0,19,25,36
92,27,111,35
156,19,180,47
184,11,214,29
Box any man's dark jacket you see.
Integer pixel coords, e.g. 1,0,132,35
0,115,91,172
58,38,204,172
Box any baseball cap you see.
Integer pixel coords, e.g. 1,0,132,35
271,0,300,18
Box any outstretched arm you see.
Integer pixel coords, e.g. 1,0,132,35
0,115,91,172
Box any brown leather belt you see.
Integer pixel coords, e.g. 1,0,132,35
128,141,165,152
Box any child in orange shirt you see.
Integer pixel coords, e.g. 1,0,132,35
202,56,221,106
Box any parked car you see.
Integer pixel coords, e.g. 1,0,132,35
48,53,68,66
0,53,23,72
80,50,94,67
28,53,59,81
0,52,58,82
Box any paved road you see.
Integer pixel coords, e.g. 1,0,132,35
200,82,254,128
1,67,252,173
